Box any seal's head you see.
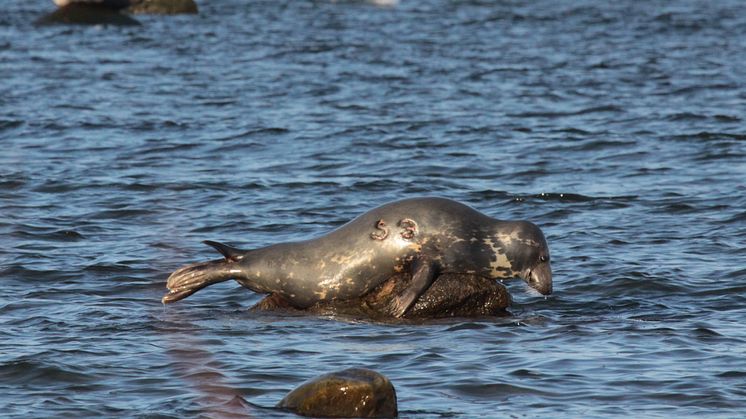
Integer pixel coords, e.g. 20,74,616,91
501,221,552,295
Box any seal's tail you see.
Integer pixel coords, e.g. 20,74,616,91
162,241,244,304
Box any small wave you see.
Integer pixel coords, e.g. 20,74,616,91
725,267,746,279
668,83,738,96
31,180,145,194
691,283,746,297
716,371,746,378
120,182,158,192
468,190,512,201
603,273,689,297
196,98,238,107
12,229,84,242
713,211,746,225
551,127,597,135
624,167,672,177
444,322,490,332
665,112,709,122
569,139,637,152
0,358,95,385
87,208,157,220
463,66,529,81
666,132,746,142
450,381,555,398
509,368,544,378
714,114,741,123
532,192,595,202
138,142,202,155
211,127,289,142
508,105,623,118
163,181,250,192
128,120,190,132
694,151,746,162
1,265,65,283
655,202,698,214
83,262,132,274
514,192,638,204
692,326,722,338
350,179,402,191
52,104,96,111
0,119,23,131
279,181,343,190
0,178,26,190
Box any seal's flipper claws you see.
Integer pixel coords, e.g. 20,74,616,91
390,289,418,317
163,259,237,304
391,258,439,318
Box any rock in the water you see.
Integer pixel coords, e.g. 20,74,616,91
253,272,511,319
128,0,198,14
37,4,141,25
374,272,511,318
277,368,397,418
53,0,131,8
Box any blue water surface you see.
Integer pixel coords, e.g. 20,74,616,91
1,1,745,417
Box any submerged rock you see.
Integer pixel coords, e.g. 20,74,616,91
37,0,197,26
37,3,141,26
53,0,130,8
128,0,198,14
253,272,511,319
277,368,397,418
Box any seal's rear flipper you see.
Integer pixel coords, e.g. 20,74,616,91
162,259,236,304
389,258,439,317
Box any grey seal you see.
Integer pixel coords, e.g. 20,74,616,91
162,197,552,317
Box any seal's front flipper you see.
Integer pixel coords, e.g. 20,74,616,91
390,258,438,318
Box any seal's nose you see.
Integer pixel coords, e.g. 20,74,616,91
529,263,552,295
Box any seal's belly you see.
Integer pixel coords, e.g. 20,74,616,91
261,245,405,306
309,253,401,302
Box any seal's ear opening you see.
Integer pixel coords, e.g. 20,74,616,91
203,240,244,262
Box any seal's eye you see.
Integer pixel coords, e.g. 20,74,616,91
539,255,548,262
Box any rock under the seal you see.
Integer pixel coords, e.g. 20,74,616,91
253,272,511,319
276,368,397,418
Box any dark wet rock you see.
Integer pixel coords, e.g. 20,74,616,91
276,368,397,418
253,272,511,319
252,292,297,312
128,0,198,14
37,4,141,26
53,0,130,9
37,1,197,26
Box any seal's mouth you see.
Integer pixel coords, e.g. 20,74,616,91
522,263,552,295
